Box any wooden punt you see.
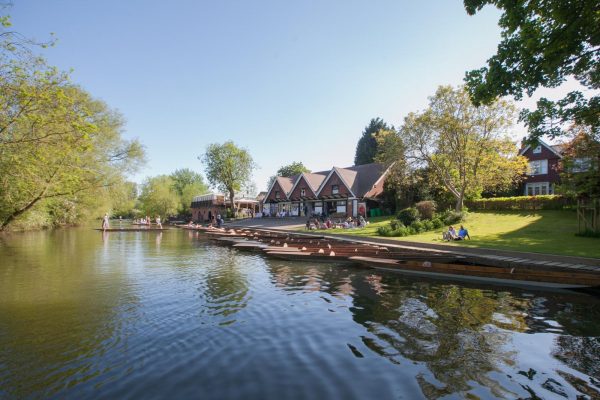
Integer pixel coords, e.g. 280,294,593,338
266,251,354,263
95,228,170,232
232,242,269,251
349,256,600,289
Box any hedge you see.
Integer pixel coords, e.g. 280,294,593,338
464,195,572,211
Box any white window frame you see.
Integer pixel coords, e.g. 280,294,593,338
528,159,548,175
332,185,339,195
525,182,551,196
336,201,346,213
533,145,542,154
314,201,323,215
300,188,306,197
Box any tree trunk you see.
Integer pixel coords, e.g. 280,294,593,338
229,189,235,216
454,187,465,211
455,196,464,212
0,192,45,231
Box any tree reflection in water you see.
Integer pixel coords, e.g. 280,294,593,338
202,247,250,325
266,260,600,399
0,229,139,399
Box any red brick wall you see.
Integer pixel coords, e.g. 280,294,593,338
319,173,351,197
266,181,286,202
521,144,561,185
289,177,316,200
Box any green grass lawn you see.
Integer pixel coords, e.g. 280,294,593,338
317,210,600,259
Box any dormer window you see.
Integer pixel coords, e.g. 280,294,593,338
332,185,339,195
300,188,306,197
275,191,280,199
533,145,542,154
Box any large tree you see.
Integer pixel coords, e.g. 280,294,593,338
463,0,600,140
354,118,391,165
0,11,144,230
0,75,144,230
138,175,179,218
170,168,208,214
200,141,255,210
267,161,311,189
403,86,527,211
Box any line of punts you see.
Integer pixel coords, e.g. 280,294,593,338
191,227,600,290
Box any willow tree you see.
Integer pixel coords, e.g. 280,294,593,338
200,141,255,210
403,86,526,211
0,70,144,229
0,11,144,230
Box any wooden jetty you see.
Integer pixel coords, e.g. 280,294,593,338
206,227,600,289
95,228,170,232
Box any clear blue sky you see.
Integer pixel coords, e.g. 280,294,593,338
12,0,509,193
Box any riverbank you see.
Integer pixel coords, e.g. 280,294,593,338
229,210,600,260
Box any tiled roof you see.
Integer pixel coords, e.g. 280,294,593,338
265,163,388,201
276,175,296,195
342,163,386,197
303,171,329,192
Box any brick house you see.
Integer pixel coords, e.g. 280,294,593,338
519,139,564,195
263,163,391,218
190,194,260,222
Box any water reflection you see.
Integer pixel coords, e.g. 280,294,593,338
0,229,139,398
0,229,599,399
265,260,600,399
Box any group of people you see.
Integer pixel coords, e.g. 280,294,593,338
209,214,225,228
134,216,162,228
442,225,470,241
101,215,163,231
306,215,368,230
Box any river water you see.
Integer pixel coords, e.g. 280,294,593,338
0,227,599,399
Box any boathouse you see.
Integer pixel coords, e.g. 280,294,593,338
263,163,391,218
190,193,260,222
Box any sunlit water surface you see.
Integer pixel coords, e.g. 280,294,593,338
0,227,599,399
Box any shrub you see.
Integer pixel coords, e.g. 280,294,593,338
422,220,434,231
389,219,405,231
464,195,570,211
397,207,420,226
415,200,437,220
377,226,393,236
442,210,466,225
431,218,444,229
411,220,424,233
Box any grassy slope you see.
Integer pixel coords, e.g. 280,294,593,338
320,210,600,259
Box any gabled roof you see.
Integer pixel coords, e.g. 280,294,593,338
276,175,296,195
344,163,387,197
303,171,329,192
263,175,297,203
264,163,389,202
287,172,326,198
315,163,386,198
519,138,564,158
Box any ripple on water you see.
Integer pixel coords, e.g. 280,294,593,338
1,229,600,399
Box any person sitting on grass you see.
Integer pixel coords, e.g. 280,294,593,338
456,225,471,240
443,226,457,241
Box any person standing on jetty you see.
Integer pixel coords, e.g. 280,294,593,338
156,215,162,229
102,213,110,231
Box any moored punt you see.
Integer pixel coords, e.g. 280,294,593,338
232,242,269,251
349,256,600,289
95,228,170,232
266,251,354,263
